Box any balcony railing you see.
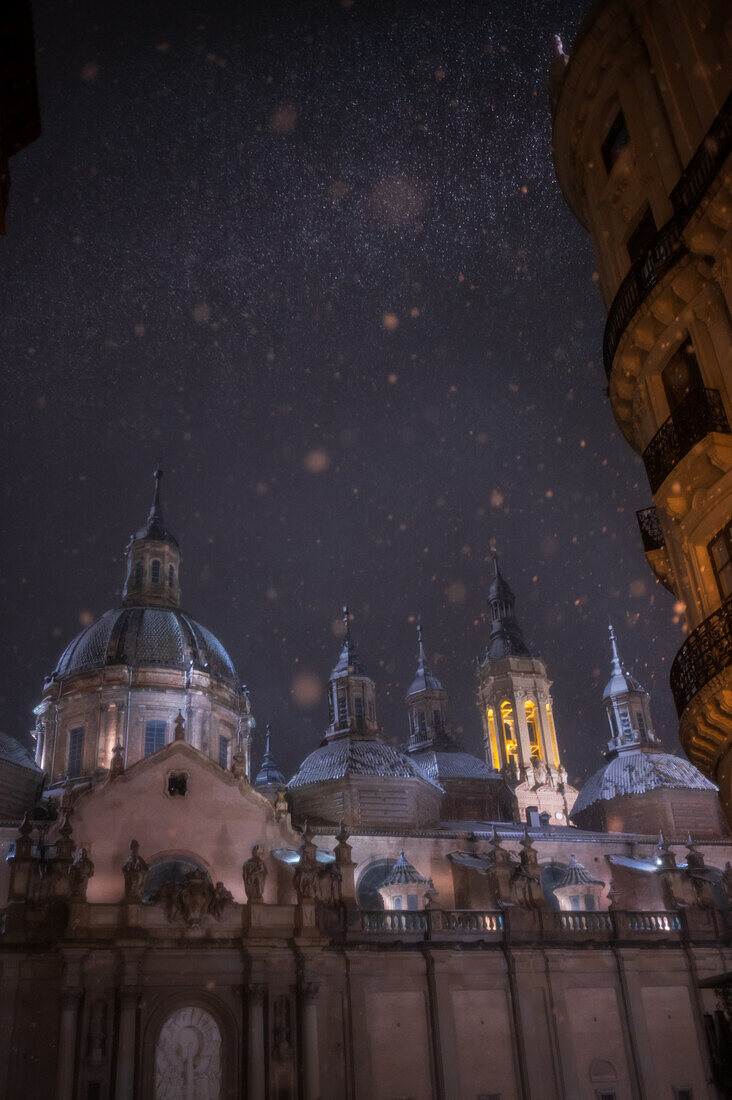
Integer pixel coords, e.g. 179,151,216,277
670,593,732,716
636,506,665,553
604,90,732,378
360,908,688,941
642,386,730,494
603,216,685,376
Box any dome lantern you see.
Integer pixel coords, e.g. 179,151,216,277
122,468,182,610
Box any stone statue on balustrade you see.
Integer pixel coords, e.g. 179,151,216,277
242,844,268,902
68,847,94,900
122,839,148,902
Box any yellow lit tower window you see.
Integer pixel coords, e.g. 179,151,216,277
485,707,500,770
500,701,518,766
525,701,543,760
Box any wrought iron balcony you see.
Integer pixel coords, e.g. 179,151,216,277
604,90,732,378
642,386,730,494
636,506,664,553
603,216,685,376
670,594,732,717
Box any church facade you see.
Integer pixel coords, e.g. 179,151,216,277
0,473,731,1099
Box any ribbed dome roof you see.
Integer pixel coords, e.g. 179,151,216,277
288,737,440,789
410,749,498,782
50,606,239,689
572,749,717,818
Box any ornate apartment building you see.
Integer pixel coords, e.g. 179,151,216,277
550,0,732,827
0,473,731,1099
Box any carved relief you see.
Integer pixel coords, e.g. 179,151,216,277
152,871,233,926
155,1006,222,1100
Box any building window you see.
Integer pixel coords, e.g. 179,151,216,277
433,709,443,735
168,564,175,587
151,559,161,584
354,695,364,724
218,736,229,769
407,894,419,910
418,711,427,736
673,1089,693,1100
525,701,542,760
337,694,348,725
709,522,732,600
328,693,335,724
585,895,596,911
167,772,187,797
627,205,657,265
570,895,581,910
393,896,402,910
601,108,629,174
68,727,84,777
501,702,518,765
134,560,143,586
367,698,374,721
144,719,166,756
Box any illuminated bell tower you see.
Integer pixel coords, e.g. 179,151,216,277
476,553,577,824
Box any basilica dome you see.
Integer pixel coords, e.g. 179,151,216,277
572,749,717,817
49,606,239,689
288,737,435,789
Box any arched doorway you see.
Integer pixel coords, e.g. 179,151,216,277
154,1005,222,1100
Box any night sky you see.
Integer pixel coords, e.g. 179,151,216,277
1,0,688,788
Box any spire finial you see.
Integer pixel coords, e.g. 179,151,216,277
342,605,351,640
416,618,427,671
608,621,622,676
149,466,163,522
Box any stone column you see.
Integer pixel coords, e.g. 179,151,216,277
115,989,139,1099
301,983,320,1100
247,984,266,1100
55,989,81,1100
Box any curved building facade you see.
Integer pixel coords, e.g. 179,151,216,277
550,1,732,825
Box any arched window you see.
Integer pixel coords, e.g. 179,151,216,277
143,854,211,903
356,858,398,910
500,701,517,765
525,701,542,760
486,707,501,770
151,559,161,584
168,564,175,588
134,560,143,586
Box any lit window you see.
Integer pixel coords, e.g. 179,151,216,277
144,719,166,756
218,736,229,769
709,522,732,600
601,108,629,174
168,564,175,588
525,701,542,760
134,561,143,586
151,559,161,584
68,727,84,778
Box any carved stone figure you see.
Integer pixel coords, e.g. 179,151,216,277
152,880,182,923
294,857,319,902
154,1006,222,1100
242,845,268,902
122,839,148,901
274,786,288,819
68,847,95,900
109,742,125,779
210,881,234,920
318,863,342,905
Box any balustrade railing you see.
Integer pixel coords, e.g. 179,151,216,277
636,506,665,553
642,387,730,494
603,91,732,377
360,908,692,940
670,593,732,716
554,910,613,933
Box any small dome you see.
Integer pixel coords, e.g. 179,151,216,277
572,749,717,818
288,737,439,789
602,666,644,700
410,749,498,783
50,606,240,689
0,732,41,773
